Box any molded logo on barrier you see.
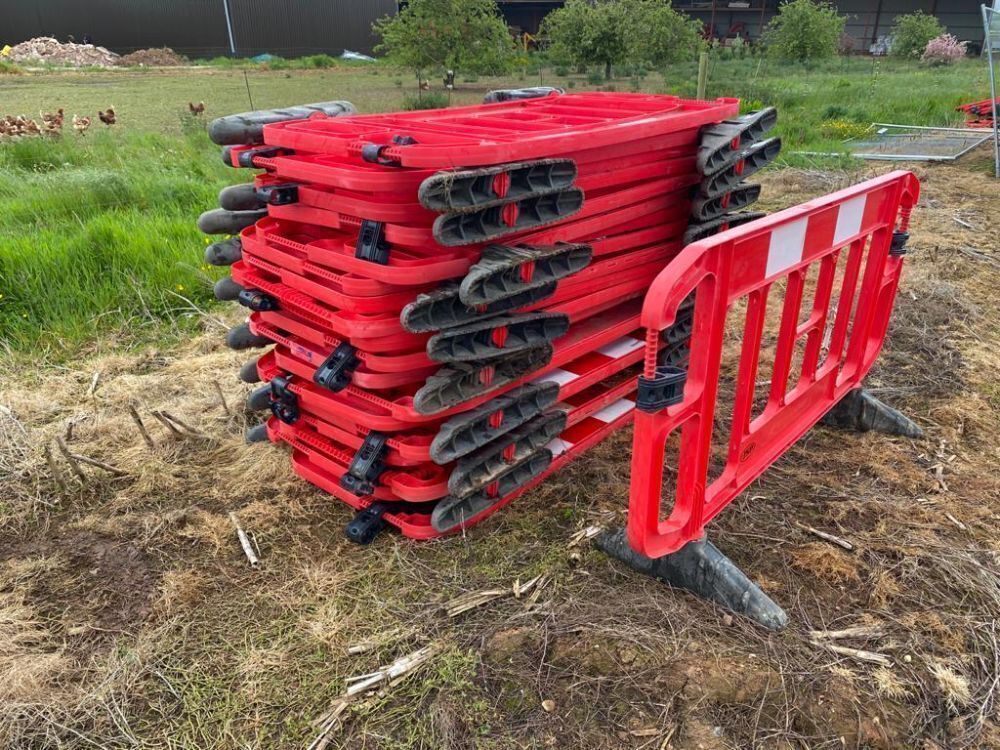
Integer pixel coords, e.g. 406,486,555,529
739,442,755,462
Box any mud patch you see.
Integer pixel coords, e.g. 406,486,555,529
1,528,158,647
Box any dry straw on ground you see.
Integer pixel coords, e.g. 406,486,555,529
1,163,999,748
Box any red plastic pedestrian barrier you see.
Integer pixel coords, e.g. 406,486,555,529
627,170,920,558
258,94,739,167
284,389,639,539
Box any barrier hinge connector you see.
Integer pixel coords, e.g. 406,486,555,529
889,230,910,257
269,376,300,424
314,342,359,392
355,219,390,264
637,366,687,413
340,432,389,497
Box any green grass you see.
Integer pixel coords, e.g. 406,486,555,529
0,58,991,356
0,127,232,354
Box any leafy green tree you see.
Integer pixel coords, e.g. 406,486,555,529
373,0,515,79
890,11,946,59
542,0,702,81
763,0,845,62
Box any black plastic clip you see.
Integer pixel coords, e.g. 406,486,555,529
313,342,359,392
360,135,415,166
889,230,910,257
236,145,288,168
355,220,390,264
237,288,278,312
345,502,389,544
269,376,300,424
340,432,389,497
254,182,299,206
637,366,688,413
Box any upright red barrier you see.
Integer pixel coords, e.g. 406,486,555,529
627,170,920,558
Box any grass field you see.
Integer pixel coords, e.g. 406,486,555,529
1,58,999,749
0,58,991,357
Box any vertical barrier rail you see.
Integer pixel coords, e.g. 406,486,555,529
628,170,920,558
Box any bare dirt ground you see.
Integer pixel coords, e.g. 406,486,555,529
1,159,998,749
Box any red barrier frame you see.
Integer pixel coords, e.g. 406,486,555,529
627,170,920,558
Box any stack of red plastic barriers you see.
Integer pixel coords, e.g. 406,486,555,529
198,89,780,543
957,97,999,129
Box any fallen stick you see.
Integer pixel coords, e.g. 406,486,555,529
307,698,352,750
55,436,86,483
228,512,260,568
445,589,507,617
819,643,892,667
150,410,184,439
213,380,231,415
795,521,854,551
87,371,101,397
344,644,438,697
128,406,155,448
808,625,886,641
158,410,206,437
44,443,68,492
68,452,128,477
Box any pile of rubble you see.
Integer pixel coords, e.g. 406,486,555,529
8,37,120,68
120,47,186,67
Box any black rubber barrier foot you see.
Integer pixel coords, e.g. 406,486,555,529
208,100,356,146
238,357,262,384
226,323,271,351
197,207,267,235
245,423,270,444
218,184,263,211
482,86,564,104
246,383,272,412
820,387,923,438
205,237,243,266
596,529,789,631
214,277,244,301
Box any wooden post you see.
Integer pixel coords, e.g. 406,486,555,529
696,51,709,101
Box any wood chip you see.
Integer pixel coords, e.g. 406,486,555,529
794,521,854,550
568,525,603,548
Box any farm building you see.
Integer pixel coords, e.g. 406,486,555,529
0,0,397,58
0,1,988,58
498,1,987,49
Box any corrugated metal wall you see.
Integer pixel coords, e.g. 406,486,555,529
0,0,397,58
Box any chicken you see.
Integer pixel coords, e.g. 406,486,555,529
72,114,91,135
98,107,116,126
41,108,65,128
419,79,430,91
188,101,205,116
0,115,43,139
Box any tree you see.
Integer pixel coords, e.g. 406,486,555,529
541,0,702,81
373,0,515,79
763,0,845,62
890,11,945,59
